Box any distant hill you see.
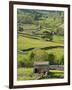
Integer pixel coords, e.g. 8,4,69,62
17,9,64,18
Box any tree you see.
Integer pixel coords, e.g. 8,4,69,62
18,26,24,32
41,30,53,41
60,55,64,65
17,14,34,24
17,57,27,67
33,49,48,61
48,53,55,65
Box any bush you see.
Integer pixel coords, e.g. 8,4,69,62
18,57,27,67
18,26,24,32
26,49,49,62
60,55,64,65
23,49,49,67
40,29,53,41
48,53,56,65
48,53,64,65
18,50,64,67
27,51,35,61
26,51,35,67
33,49,49,61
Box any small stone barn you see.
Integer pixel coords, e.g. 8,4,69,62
33,61,49,74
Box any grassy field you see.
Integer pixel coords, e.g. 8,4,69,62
17,35,63,50
17,68,64,80
53,35,64,42
22,24,37,30
17,34,64,80
46,48,64,61
17,48,64,63
48,70,64,78
17,35,64,62
17,68,39,80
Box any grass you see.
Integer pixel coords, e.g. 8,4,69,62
17,68,37,80
22,24,37,30
17,68,64,80
17,35,64,64
17,35,64,50
48,70,64,78
17,75,36,80
53,35,64,42
17,34,64,80
17,48,64,64
17,68,33,75
46,48,64,60
17,54,25,61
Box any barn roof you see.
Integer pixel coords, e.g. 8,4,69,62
34,61,49,65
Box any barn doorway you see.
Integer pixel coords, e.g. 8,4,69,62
34,68,38,73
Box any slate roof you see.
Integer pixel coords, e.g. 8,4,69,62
34,61,49,65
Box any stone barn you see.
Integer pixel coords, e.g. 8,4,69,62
33,61,49,74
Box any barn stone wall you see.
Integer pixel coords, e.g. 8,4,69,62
34,65,49,73
49,65,64,70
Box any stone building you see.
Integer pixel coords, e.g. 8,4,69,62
33,61,49,74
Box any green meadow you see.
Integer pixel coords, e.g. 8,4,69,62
17,35,63,50
17,68,64,80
